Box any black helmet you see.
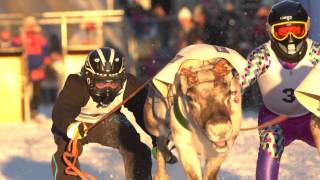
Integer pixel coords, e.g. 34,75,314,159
267,0,310,61
81,47,126,106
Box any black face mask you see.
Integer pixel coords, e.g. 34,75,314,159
82,67,126,107
271,37,307,63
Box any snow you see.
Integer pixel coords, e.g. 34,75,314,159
0,109,320,180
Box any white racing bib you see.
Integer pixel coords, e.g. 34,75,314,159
258,40,315,117
75,82,126,123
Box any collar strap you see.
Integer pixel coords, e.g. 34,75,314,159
173,96,190,130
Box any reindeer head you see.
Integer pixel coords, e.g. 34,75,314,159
174,58,238,152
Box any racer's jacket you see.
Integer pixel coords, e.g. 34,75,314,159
238,39,320,117
51,73,147,137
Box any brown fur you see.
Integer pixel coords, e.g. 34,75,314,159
144,59,243,180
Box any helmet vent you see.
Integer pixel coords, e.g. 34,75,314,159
105,62,112,71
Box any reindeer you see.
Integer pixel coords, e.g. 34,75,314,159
144,44,247,180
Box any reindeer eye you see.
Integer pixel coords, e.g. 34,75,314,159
185,95,193,101
229,90,237,96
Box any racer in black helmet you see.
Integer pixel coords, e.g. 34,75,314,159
51,47,153,180
81,47,126,106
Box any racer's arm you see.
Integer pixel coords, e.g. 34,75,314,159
237,45,271,91
51,74,89,135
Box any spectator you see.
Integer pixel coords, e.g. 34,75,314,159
152,0,171,15
174,6,194,50
13,16,50,120
125,3,148,39
251,6,270,47
222,2,242,49
69,19,99,46
192,4,221,45
0,29,14,49
49,51,65,92
153,4,170,47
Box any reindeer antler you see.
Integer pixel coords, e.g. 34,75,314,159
180,68,199,85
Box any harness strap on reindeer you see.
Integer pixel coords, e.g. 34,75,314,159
174,96,189,130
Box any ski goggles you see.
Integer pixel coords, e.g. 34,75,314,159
271,21,308,41
95,81,121,90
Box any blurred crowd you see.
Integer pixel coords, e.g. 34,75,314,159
121,0,271,78
0,0,273,118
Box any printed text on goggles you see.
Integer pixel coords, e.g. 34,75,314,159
271,21,308,41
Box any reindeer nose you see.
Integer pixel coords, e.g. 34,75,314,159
206,119,233,142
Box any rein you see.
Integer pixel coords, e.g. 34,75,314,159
62,77,153,180
240,114,288,131
173,96,190,130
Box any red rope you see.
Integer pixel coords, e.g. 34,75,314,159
240,114,288,131
62,139,97,180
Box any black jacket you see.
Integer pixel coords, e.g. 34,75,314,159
51,73,148,137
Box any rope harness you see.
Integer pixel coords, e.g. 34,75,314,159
62,137,97,180
240,115,288,131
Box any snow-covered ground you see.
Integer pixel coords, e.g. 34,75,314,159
0,108,320,180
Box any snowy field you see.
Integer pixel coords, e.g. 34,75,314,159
0,108,320,180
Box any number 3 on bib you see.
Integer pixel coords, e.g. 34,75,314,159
282,88,295,103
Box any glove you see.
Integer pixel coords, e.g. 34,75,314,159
67,122,88,140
